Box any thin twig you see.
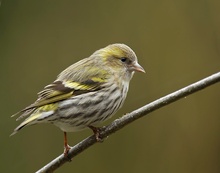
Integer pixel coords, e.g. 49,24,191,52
36,72,220,173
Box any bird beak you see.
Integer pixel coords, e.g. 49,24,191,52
132,62,145,73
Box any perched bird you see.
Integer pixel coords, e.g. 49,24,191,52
11,43,145,156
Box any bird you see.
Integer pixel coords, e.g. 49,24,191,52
11,43,145,156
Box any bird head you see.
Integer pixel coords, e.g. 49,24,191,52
93,43,145,79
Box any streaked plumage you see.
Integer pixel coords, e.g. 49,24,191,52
11,43,145,156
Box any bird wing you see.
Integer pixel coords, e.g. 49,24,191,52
36,79,103,107
12,57,110,120
12,77,106,121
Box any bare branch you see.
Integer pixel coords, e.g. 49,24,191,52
36,72,220,173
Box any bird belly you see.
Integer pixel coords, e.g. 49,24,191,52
52,84,128,132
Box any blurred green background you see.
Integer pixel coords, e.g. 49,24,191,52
1,0,220,172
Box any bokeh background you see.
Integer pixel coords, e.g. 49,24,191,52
1,0,220,172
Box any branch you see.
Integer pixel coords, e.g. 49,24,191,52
36,72,220,173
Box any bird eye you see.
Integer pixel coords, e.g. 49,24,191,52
120,57,127,62
120,57,132,65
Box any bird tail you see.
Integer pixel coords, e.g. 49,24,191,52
10,109,54,136
10,112,42,136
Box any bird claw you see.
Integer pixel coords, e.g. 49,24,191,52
88,126,104,142
64,144,72,161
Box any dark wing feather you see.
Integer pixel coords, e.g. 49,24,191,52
12,78,105,120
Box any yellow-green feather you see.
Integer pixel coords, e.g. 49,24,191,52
34,92,73,108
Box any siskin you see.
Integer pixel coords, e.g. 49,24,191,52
11,43,145,156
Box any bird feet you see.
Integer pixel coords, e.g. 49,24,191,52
88,125,104,142
64,144,71,156
64,144,72,161
63,132,72,161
